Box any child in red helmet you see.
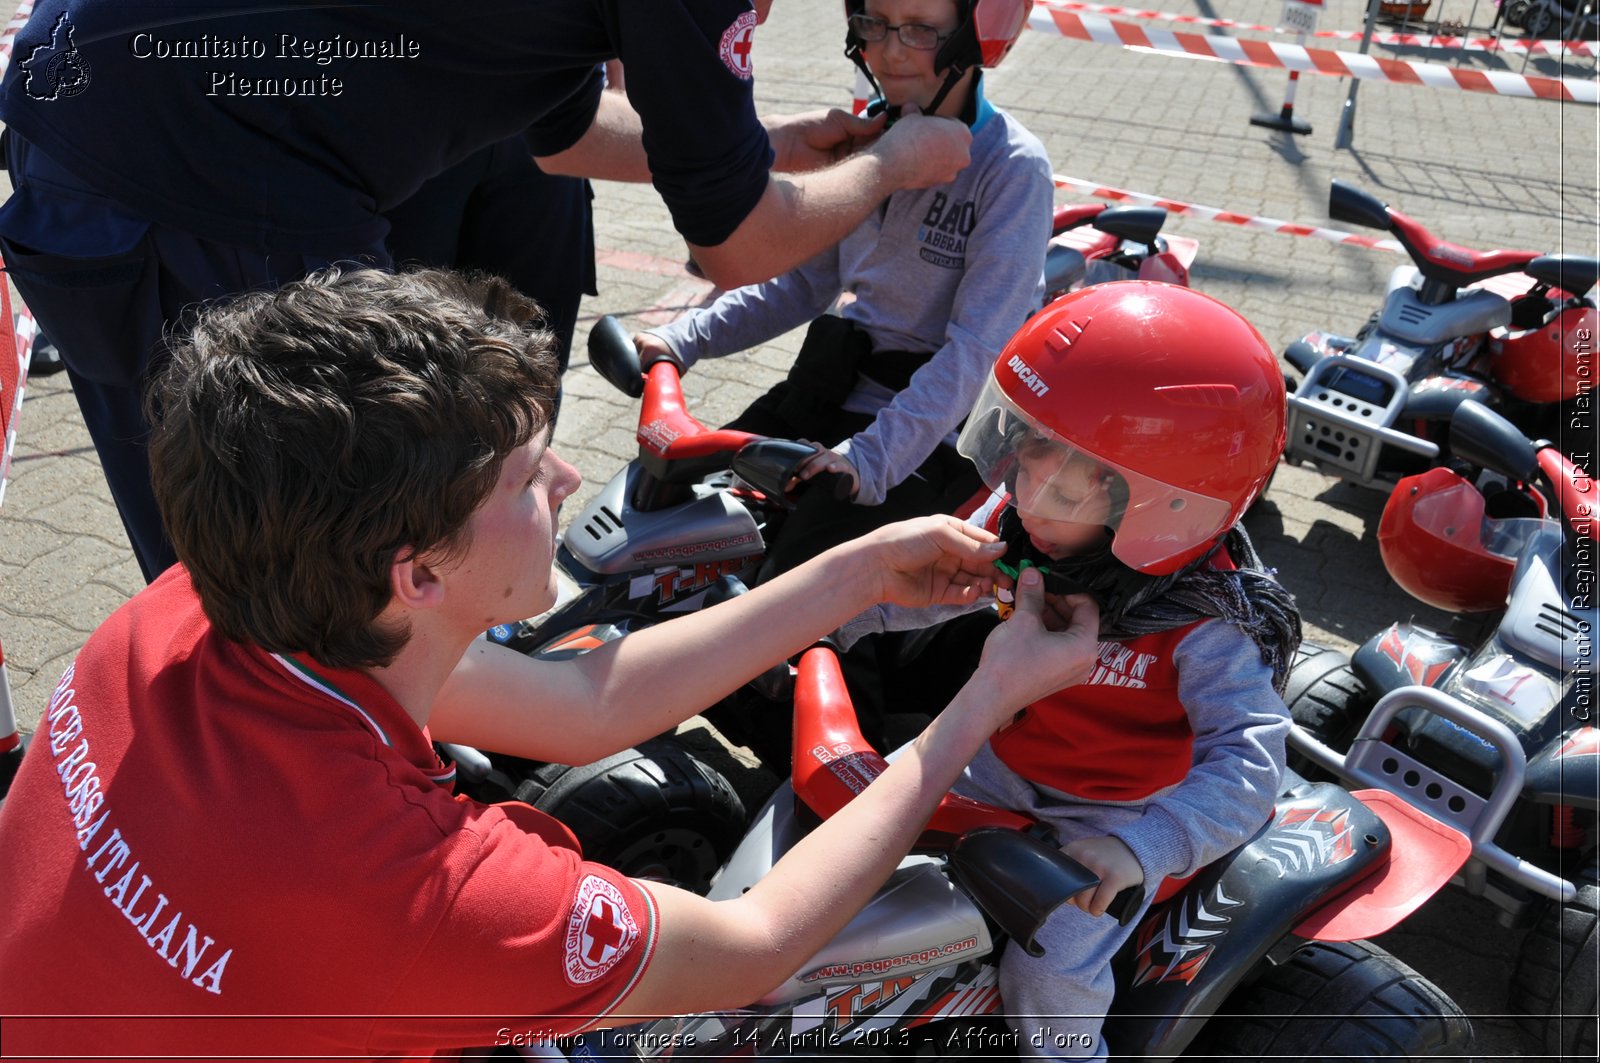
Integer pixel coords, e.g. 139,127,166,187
835,281,1302,1060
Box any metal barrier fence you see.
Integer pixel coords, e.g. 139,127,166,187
1029,1,1597,148
1336,0,1599,146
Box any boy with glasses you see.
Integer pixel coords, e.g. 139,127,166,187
635,0,1049,759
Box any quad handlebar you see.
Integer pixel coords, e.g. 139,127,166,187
1329,179,1545,292
789,644,1144,945
1330,179,1600,308
585,315,853,508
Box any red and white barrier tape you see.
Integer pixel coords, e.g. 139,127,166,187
1029,7,1598,104
1052,174,1405,253
1040,1,1599,57
1,307,38,509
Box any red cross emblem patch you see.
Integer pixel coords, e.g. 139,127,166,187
719,10,757,80
564,875,639,985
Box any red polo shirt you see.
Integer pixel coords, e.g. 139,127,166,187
0,567,657,1059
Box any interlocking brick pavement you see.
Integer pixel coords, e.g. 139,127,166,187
2,1,1595,1056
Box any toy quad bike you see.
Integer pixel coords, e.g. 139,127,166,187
1280,179,1598,493
1044,202,1196,298
531,643,1473,1061
1285,399,1596,1058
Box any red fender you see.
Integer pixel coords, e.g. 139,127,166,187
1293,789,1471,941
789,647,1036,847
1051,202,1106,233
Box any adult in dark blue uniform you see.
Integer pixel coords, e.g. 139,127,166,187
384,142,597,377
0,0,972,580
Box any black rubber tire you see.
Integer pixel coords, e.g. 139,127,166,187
1511,856,1599,1059
1524,5,1557,38
530,737,746,895
1281,641,1341,704
1283,643,1374,779
1187,939,1474,1061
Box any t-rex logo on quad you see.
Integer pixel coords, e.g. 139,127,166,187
20,12,92,101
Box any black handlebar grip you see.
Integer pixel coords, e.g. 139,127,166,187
805,470,856,502
1106,884,1144,926
586,314,645,399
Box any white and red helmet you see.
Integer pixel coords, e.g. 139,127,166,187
1490,298,1598,405
1378,467,1539,612
958,282,1287,575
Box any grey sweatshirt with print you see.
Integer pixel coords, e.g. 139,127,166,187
646,88,1054,506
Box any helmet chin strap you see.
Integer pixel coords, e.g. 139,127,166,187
920,64,969,118
844,39,883,114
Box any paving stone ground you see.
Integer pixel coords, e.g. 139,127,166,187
2,1,1595,1056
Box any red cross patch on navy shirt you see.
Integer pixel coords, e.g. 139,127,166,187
718,10,757,80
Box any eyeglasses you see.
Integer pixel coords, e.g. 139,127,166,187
849,12,951,51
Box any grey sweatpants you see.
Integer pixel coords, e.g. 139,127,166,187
951,744,1160,1061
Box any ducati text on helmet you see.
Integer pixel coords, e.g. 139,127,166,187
1006,354,1049,397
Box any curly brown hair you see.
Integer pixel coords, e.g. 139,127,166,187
147,267,558,668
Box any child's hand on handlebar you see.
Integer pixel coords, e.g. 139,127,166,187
792,440,860,500
632,331,682,370
1062,835,1145,919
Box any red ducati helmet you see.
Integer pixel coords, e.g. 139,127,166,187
1378,467,1525,612
957,281,1286,575
1490,298,1598,404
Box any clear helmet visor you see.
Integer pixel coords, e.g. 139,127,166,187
1409,477,1546,563
956,375,1235,571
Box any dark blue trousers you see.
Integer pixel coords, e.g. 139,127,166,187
1,132,388,582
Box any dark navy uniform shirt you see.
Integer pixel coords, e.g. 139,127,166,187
0,0,773,254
